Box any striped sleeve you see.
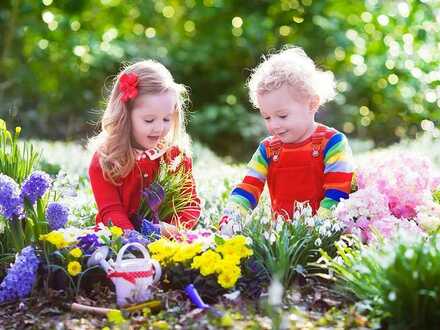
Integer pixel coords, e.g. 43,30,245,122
228,142,269,215
319,132,355,210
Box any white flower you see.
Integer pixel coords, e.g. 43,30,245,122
264,231,276,244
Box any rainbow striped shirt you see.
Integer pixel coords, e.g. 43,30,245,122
228,129,354,216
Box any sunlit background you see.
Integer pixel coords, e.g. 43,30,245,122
0,0,439,160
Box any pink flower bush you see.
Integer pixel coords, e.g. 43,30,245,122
356,153,440,219
335,152,440,242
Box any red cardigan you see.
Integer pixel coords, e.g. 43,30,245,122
88,146,201,230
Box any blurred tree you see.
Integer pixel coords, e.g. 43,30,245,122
0,0,438,159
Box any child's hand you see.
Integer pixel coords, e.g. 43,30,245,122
160,222,179,239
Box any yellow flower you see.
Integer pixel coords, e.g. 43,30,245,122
191,250,222,276
172,243,202,263
107,309,125,325
220,312,234,327
15,126,21,135
69,247,82,258
217,235,253,260
218,269,240,289
110,226,123,238
40,231,69,249
149,238,178,264
227,235,247,246
216,243,237,256
215,258,240,273
67,261,82,276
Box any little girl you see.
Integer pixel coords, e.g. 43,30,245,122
221,46,355,233
88,60,201,236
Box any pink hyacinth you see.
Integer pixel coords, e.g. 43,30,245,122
356,152,440,219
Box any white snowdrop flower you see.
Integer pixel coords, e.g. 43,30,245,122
274,220,283,233
264,231,276,244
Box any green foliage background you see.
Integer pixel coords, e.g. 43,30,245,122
0,0,439,159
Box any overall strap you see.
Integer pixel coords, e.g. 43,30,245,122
311,125,336,158
266,137,283,162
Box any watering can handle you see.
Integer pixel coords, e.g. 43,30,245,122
115,242,151,268
151,259,162,283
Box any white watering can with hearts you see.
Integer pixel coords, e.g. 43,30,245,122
88,242,161,307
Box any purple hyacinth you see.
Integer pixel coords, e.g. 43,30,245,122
21,171,52,205
0,174,24,220
77,233,101,254
0,246,40,303
45,202,69,230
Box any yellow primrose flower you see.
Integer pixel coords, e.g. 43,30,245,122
69,247,82,258
107,309,125,325
215,258,240,273
236,245,253,259
216,243,238,257
191,250,222,276
40,231,69,249
218,269,240,289
172,243,202,263
67,261,82,276
191,250,221,269
110,226,123,238
15,126,21,135
227,235,247,247
149,238,178,264
220,312,234,327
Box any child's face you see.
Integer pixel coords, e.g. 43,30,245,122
130,91,176,149
257,84,318,143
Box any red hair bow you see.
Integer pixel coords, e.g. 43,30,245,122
119,73,138,102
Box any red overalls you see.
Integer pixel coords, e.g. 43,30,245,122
265,124,336,219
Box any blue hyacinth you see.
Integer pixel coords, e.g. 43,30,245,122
0,246,40,303
141,219,160,241
46,202,69,230
122,229,150,246
77,233,101,254
21,171,52,205
0,174,24,220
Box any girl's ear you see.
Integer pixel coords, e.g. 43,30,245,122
309,95,320,113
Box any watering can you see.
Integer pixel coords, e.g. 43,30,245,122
87,243,161,307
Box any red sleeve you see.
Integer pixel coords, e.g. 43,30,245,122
88,153,134,230
167,148,201,229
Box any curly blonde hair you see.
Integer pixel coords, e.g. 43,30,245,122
89,60,190,185
248,45,336,108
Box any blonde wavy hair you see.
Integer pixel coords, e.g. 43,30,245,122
248,45,336,108
89,60,190,185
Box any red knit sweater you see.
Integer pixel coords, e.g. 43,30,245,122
88,146,201,230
